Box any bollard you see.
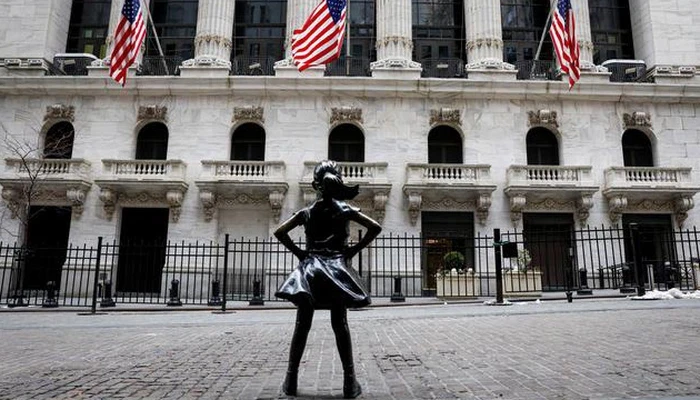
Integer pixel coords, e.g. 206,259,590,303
577,268,593,295
100,280,115,307
42,281,59,308
167,279,182,306
249,279,264,306
208,279,223,306
390,276,405,302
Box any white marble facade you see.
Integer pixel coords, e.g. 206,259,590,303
0,0,698,247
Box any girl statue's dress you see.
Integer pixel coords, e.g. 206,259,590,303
273,161,381,399
275,199,371,309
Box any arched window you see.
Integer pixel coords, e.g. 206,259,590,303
136,122,169,160
67,0,111,58
231,123,266,161
526,127,559,165
147,0,198,60
622,129,653,167
328,125,365,162
589,0,634,64
232,0,287,75
44,122,75,159
413,0,466,78
428,126,463,164
501,0,552,64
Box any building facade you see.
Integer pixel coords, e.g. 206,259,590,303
0,0,699,301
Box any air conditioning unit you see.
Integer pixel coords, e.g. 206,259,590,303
601,59,647,83
52,53,99,76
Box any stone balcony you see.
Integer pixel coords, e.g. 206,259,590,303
94,159,188,222
504,165,599,225
402,163,497,225
195,160,288,222
0,158,92,218
603,166,700,225
300,161,391,222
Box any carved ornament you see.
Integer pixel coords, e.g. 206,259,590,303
509,194,527,226
466,38,503,51
576,195,594,225
138,105,167,122
606,195,628,225
674,196,694,227
166,190,185,223
99,188,118,220
66,188,87,219
44,104,75,122
430,108,461,126
233,106,264,124
199,190,217,222
622,112,652,129
331,107,363,125
269,191,286,222
406,192,422,225
527,110,558,128
194,34,233,51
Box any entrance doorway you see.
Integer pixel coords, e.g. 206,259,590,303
23,206,72,289
523,213,574,291
421,212,474,295
622,214,673,287
116,208,169,295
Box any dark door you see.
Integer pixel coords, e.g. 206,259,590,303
523,213,574,291
421,212,474,294
622,214,673,287
117,208,169,295
23,206,72,290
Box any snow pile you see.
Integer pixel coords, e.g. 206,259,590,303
483,299,512,306
630,288,700,300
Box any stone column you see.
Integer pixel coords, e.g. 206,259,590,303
370,0,421,79
464,0,515,80
574,0,595,70
275,0,325,77
574,0,612,82
180,0,235,77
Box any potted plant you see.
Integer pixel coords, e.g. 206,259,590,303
503,248,542,296
436,251,479,297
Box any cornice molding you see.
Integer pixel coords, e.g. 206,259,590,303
1,77,699,103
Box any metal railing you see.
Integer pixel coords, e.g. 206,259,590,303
515,59,560,81
52,55,99,76
420,58,466,79
138,56,182,76
2,225,698,308
325,57,371,77
601,60,650,83
231,56,276,76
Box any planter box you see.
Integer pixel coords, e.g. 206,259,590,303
503,271,542,297
436,273,479,297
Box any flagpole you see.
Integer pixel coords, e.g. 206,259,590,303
140,0,169,73
345,0,351,76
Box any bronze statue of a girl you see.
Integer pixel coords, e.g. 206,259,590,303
274,160,382,398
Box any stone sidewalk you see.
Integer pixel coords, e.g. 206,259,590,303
2,298,700,399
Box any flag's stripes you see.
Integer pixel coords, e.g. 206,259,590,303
291,0,347,72
549,0,580,89
109,0,146,86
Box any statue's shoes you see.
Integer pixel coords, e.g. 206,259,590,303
343,376,362,399
282,371,297,396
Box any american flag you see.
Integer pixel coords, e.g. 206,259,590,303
292,0,347,72
549,0,580,89
109,0,147,86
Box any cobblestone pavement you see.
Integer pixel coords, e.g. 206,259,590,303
2,298,700,400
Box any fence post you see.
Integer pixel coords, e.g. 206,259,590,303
494,229,504,304
221,233,229,313
9,247,27,308
90,237,103,314
42,280,58,308
249,279,264,306
629,223,645,296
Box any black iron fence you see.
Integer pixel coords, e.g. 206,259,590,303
231,56,277,76
514,59,561,81
138,56,182,76
325,57,372,77
2,226,699,308
420,58,466,79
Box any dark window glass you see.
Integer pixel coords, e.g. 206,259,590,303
501,0,552,62
622,129,653,167
136,122,169,160
328,125,365,162
526,127,559,165
147,0,198,60
412,0,465,62
233,1,287,63
66,0,111,58
44,122,75,159
428,126,463,164
231,123,266,161
589,0,634,64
